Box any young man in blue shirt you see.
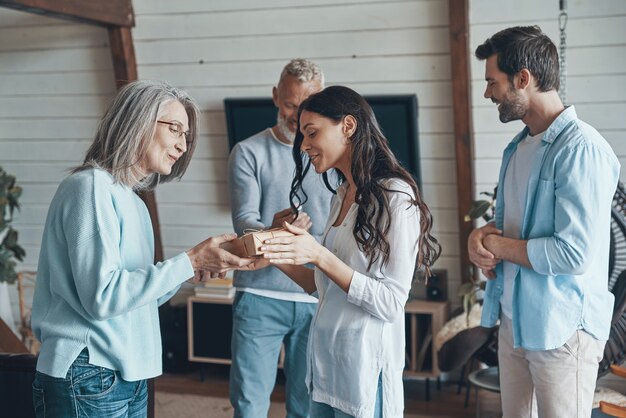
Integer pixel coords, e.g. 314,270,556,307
468,26,620,417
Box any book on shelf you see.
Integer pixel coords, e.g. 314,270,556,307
193,277,236,299
194,287,236,299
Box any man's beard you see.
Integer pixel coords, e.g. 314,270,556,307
276,114,295,143
497,88,527,123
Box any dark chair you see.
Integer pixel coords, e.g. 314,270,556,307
599,182,626,379
437,306,498,407
592,183,626,416
0,352,37,418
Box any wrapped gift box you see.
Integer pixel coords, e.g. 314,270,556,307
220,228,294,257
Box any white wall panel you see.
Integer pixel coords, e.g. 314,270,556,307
0,118,101,140
132,2,448,40
135,27,450,65
138,56,451,89
0,96,108,118
0,72,116,96
0,140,89,161
0,24,108,52
419,134,456,159
470,0,626,24
0,46,113,73
133,0,386,15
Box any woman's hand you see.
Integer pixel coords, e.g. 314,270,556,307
261,222,323,266
186,233,255,274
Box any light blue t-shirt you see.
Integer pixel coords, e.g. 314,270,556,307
31,168,194,381
481,106,621,350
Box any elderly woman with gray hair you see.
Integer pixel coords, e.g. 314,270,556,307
30,80,252,418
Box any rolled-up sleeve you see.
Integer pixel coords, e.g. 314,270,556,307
527,142,620,276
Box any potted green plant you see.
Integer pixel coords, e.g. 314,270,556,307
0,166,25,284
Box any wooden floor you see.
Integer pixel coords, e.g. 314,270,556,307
155,364,502,417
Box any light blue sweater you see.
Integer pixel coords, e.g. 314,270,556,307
31,168,195,381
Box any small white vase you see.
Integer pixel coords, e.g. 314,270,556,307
0,281,18,336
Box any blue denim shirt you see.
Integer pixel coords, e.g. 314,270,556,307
480,106,621,350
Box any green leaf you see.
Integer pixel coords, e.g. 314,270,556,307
457,282,476,296
0,165,24,283
465,200,493,221
0,250,18,284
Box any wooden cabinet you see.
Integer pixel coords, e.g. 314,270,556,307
187,295,285,367
187,295,234,365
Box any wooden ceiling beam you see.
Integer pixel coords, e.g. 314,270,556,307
0,0,134,27
108,27,138,90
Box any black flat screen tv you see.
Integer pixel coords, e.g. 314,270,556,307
224,94,420,187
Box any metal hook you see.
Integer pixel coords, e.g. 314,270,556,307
559,12,568,31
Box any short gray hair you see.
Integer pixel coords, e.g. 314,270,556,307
74,80,200,190
279,58,325,87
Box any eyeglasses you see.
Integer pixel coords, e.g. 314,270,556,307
157,120,191,142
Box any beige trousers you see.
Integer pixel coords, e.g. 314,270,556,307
498,315,606,418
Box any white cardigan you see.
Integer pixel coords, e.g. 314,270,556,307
306,179,421,418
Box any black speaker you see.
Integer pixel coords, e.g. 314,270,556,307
159,303,198,374
426,270,447,301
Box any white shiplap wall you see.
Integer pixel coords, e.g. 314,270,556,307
0,1,461,325
469,0,626,199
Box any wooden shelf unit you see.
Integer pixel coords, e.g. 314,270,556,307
404,299,449,379
187,295,285,367
187,295,235,365
187,296,448,383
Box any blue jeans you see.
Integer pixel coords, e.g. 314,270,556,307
230,291,315,418
32,348,147,418
309,374,383,418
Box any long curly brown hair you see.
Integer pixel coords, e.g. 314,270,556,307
290,85,441,274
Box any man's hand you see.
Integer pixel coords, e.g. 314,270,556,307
238,257,271,271
271,207,312,231
187,269,229,284
468,223,502,278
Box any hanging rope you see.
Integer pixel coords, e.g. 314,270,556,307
559,0,568,104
